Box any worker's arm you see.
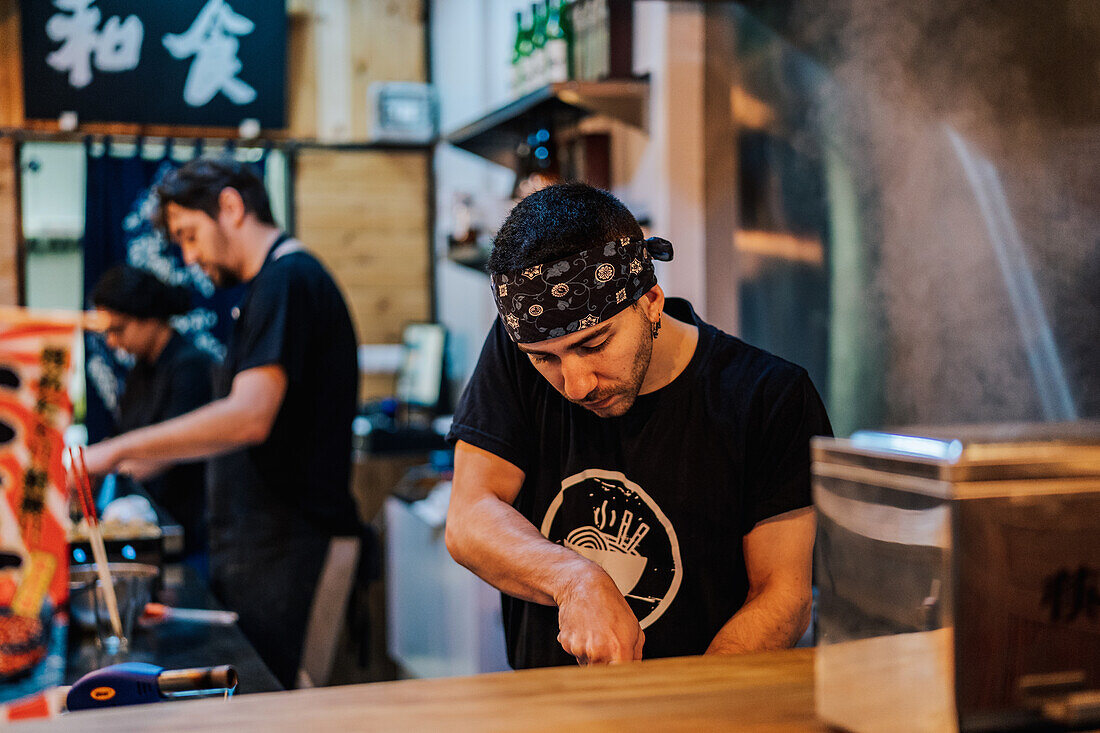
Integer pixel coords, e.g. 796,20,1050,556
82,365,287,476
445,440,644,664
705,506,816,654
114,458,174,482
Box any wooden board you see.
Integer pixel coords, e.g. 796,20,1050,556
287,7,319,139
292,0,425,141
0,0,22,128
20,649,824,731
348,0,426,139
293,147,430,399
0,138,21,305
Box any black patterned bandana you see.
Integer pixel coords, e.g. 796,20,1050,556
490,236,674,343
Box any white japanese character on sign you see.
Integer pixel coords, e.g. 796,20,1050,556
162,0,258,107
45,0,144,89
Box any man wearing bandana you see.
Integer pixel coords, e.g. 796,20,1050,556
446,183,832,668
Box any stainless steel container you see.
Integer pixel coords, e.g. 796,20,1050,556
813,422,1100,732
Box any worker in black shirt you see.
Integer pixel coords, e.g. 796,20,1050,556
91,264,213,571
446,184,832,668
83,158,361,688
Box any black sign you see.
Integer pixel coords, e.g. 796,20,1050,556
20,1,285,128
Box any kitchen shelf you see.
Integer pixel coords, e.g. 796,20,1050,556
445,78,649,169
446,244,491,273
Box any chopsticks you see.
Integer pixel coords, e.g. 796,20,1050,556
68,446,123,642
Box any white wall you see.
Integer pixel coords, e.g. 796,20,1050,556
431,0,709,392
21,142,86,239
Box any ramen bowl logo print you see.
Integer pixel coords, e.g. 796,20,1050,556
541,469,682,628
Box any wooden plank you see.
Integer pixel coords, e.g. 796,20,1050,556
291,148,427,178
18,649,824,732
7,119,291,141
287,5,319,139
348,0,426,139
288,227,429,245
346,290,431,343
314,0,353,140
0,0,23,127
0,138,21,305
294,147,430,358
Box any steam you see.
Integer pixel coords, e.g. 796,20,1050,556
772,0,1100,425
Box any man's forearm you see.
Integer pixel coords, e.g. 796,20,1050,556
446,492,644,664
100,396,268,470
705,582,812,655
446,493,602,606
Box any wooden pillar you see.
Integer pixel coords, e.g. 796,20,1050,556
0,0,24,128
0,138,23,306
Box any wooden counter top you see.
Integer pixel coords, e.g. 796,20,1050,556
24,648,825,731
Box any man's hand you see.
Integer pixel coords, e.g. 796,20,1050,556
447,441,645,666
80,439,122,478
555,566,644,665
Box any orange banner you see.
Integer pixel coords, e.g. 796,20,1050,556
0,312,77,617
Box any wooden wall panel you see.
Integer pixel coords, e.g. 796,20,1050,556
294,148,430,399
290,0,425,141
348,0,426,139
0,0,23,128
287,8,319,139
0,138,22,306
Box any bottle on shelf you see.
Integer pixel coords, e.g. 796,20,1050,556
529,3,548,91
511,10,526,94
545,0,571,83
571,0,589,82
518,8,535,94
448,192,481,254
593,0,609,80
515,0,629,92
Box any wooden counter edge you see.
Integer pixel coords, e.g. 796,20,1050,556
20,648,824,732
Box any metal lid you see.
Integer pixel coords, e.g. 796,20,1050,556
812,421,1100,485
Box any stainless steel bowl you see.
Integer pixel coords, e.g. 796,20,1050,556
68,562,159,631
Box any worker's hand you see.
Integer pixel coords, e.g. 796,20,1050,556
79,440,121,478
555,566,644,665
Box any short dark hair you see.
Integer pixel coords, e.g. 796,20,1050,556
488,183,643,275
92,264,192,320
153,156,275,235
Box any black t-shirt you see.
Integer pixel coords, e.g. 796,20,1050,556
448,298,832,669
207,237,360,556
116,331,213,556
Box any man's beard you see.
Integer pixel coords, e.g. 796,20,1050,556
207,264,242,289
578,309,654,417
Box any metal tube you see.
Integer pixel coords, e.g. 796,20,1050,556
157,665,238,695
